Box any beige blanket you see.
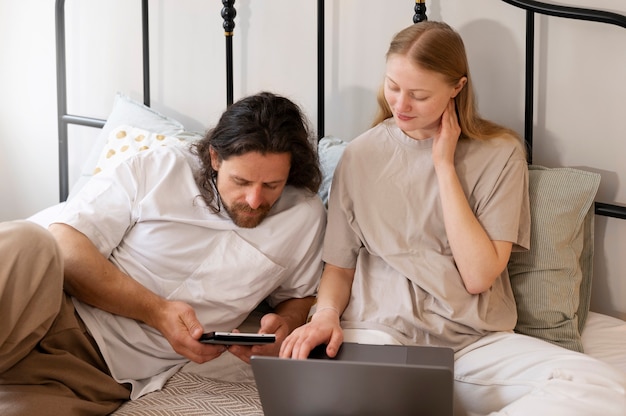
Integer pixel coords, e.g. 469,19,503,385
112,372,263,415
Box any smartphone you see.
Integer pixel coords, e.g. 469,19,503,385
199,332,276,345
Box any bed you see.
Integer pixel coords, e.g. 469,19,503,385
23,0,626,414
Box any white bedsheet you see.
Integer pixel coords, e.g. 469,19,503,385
583,311,626,374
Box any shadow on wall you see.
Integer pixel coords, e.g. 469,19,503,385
459,19,524,139
326,86,378,142
591,215,626,321
325,18,525,145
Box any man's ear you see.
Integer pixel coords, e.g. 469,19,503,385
209,147,221,171
452,76,467,98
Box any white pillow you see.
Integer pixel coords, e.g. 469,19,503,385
92,125,197,175
69,93,193,198
317,135,347,206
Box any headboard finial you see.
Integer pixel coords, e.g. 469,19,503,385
414,0,428,23
222,0,236,36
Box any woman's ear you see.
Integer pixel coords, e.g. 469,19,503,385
452,76,468,98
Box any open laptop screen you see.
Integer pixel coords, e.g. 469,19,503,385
251,342,454,416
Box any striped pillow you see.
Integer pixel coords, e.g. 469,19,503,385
508,165,600,352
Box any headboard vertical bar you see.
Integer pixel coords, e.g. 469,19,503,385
222,0,236,106
524,10,535,163
141,0,150,107
317,0,325,139
225,35,233,106
55,0,69,202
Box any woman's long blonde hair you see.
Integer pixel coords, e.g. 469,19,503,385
373,21,520,144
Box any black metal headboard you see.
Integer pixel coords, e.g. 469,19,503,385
55,0,151,202
54,1,424,202
55,1,624,219
502,0,626,220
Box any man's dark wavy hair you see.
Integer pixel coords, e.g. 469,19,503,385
193,92,322,212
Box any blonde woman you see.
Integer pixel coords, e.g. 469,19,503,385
281,22,626,415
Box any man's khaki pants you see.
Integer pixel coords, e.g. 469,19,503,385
0,221,130,416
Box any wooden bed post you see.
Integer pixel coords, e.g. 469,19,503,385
414,0,428,23
222,0,236,106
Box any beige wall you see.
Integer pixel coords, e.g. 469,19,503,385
1,0,624,318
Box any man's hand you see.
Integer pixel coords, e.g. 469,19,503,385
228,313,288,363
151,299,229,364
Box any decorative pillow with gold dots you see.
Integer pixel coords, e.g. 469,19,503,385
93,125,193,175
68,93,204,200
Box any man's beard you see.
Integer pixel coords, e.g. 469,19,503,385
223,201,272,228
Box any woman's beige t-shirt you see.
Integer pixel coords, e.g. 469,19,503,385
324,119,530,351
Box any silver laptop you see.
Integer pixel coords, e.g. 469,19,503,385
251,342,454,416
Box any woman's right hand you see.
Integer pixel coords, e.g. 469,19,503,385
432,98,461,170
279,307,344,359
